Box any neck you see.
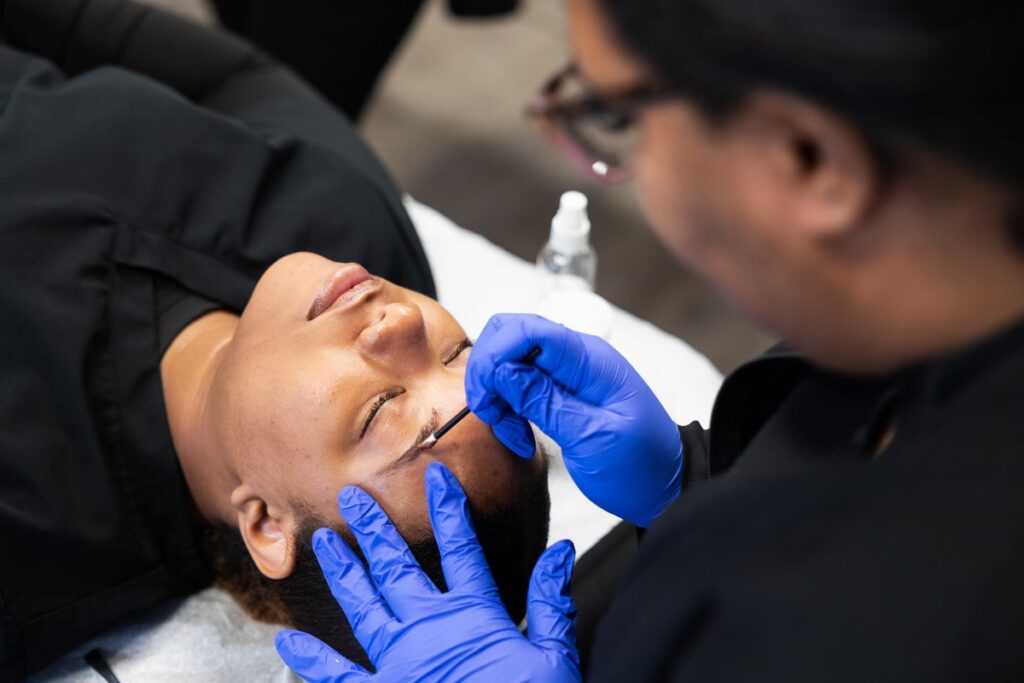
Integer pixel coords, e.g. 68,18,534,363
161,310,240,525
815,167,1024,373
864,251,1024,370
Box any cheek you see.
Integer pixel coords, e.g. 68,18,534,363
359,467,432,536
354,453,524,524
301,423,545,542
441,456,514,509
242,252,331,329
634,108,770,307
636,153,693,261
437,431,545,516
633,108,714,268
296,460,434,541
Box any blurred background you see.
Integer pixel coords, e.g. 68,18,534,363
147,0,774,373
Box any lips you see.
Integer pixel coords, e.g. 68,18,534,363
307,263,375,320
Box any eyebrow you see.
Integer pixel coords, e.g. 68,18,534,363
374,408,441,477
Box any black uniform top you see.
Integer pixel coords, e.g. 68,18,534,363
593,319,1024,682
0,1,434,679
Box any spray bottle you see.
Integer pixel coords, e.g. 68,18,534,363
535,191,612,338
536,191,597,293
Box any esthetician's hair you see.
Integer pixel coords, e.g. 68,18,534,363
202,473,550,670
596,0,1024,251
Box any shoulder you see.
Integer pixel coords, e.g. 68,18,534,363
591,460,1024,682
707,344,811,474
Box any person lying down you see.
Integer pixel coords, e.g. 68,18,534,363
167,256,550,670
0,1,545,677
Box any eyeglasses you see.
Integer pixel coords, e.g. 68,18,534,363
526,63,673,184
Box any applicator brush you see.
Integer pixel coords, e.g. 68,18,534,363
418,346,541,450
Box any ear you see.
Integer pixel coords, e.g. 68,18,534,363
231,483,298,580
741,91,878,239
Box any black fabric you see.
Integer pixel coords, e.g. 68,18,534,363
208,0,519,120
208,0,426,120
0,1,435,678
678,420,712,488
154,276,221,357
447,0,519,16
571,521,638,678
591,318,1024,682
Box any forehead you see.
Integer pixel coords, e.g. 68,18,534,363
566,0,651,89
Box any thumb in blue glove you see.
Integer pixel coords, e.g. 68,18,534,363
465,313,683,528
276,462,581,683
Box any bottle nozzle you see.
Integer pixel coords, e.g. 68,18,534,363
559,191,588,214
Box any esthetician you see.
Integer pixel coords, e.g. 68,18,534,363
277,0,1024,680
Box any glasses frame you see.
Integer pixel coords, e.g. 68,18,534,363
526,63,673,184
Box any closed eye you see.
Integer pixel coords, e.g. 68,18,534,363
444,339,473,365
360,388,404,439
358,339,470,440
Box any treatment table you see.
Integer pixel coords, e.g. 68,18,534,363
30,198,724,682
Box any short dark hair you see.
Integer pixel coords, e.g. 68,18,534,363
201,475,550,670
596,0,1024,251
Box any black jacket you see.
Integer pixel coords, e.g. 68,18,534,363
0,1,434,679
207,0,519,120
592,324,1024,681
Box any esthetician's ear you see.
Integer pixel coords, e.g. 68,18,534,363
736,90,878,239
231,484,298,579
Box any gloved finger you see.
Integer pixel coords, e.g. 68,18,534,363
425,463,501,598
311,528,395,660
465,315,558,419
465,315,542,415
490,410,537,458
462,349,536,457
275,630,370,683
491,364,622,466
467,314,589,399
338,486,439,620
526,540,580,665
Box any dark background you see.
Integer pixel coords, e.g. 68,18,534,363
149,0,774,373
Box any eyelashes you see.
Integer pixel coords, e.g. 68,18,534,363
444,339,473,365
358,338,473,440
360,388,405,439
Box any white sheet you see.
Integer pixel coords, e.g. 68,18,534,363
31,198,723,682
30,590,294,683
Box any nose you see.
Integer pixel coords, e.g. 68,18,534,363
356,302,432,370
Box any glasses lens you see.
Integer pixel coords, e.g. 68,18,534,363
565,108,640,177
528,65,643,182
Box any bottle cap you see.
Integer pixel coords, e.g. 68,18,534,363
550,191,591,254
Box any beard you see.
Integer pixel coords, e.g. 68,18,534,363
202,465,551,671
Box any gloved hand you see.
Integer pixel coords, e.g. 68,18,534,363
276,462,581,683
465,313,682,527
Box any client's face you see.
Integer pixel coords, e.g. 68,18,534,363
200,253,549,663
209,251,547,552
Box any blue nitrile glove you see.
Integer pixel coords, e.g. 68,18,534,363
275,462,580,683
465,313,683,528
